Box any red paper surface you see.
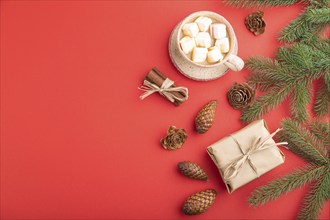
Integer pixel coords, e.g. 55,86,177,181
1,1,329,219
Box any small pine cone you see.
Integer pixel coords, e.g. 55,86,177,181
195,100,217,134
182,189,217,215
227,82,255,110
245,11,266,36
177,161,208,181
161,126,187,150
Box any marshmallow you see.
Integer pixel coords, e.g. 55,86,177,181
195,32,212,48
180,36,196,54
215,37,230,53
195,16,213,32
192,47,208,63
182,23,199,37
207,47,224,63
210,24,227,39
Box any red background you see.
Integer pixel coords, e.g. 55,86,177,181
1,1,329,219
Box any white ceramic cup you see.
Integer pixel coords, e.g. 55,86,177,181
176,11,244,71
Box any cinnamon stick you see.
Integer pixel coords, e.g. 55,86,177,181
144,67,187,106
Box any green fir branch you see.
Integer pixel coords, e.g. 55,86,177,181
223,0,300,8
249,164,326,206
278,5,329,43
278,7,313,43
278,119,328,164
276,42,329,78
297,171,330,220
246,58,293,90
310,121,330,148
240,85,291,123
309,0,330,8
305,8,330,24
313,82,330,117
290,81,311,122
325,72,330,91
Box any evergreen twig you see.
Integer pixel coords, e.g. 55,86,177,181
249,164,326,206
313,82,330,117
310,121,330,147
297,171,330,220
240,85,291,122
290,81,310,122
277,119,328,165
223,0,300,8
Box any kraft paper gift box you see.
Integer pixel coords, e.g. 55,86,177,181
206,119,287,193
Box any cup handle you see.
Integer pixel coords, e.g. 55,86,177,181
224,54,244,71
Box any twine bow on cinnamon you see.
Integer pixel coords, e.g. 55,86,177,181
138,78,189,103
223,128,288,181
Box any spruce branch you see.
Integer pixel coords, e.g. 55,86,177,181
223,0,300,8
246,58,294,91
278,7,312,43
310,121,330,148
313,82,330,117
305,8,330,24
241,40,329,123
249,164,326,206
325,71,330,91
278,5,329,43
297,171,330,220
309,0,330,7
240,85,291,123
278,119,328,165
290,81,311,122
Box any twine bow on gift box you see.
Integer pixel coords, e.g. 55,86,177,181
138,78,189,103
223,128,288,181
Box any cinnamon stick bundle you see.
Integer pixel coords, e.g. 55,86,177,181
140,67,188,106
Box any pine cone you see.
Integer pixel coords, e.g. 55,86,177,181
161,126,187,150
182,189,217,215
245,11,266,36
177,161,208,181
227,82,255,110
195,100,217,134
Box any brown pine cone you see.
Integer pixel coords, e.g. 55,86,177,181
161,126,187,150
227,82,255,110
245,11,266,36
182,189,217,215
195,100,217,134
177,161,208,181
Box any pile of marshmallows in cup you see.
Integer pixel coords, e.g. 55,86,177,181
180,16,230,64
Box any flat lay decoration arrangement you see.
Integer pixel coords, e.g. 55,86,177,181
1,0,329,219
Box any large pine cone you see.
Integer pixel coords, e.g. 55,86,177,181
182,189,217,215
177,161,208,181
161,126,187,150
195,100,217,134
245,11,266,36
227,82,255,110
